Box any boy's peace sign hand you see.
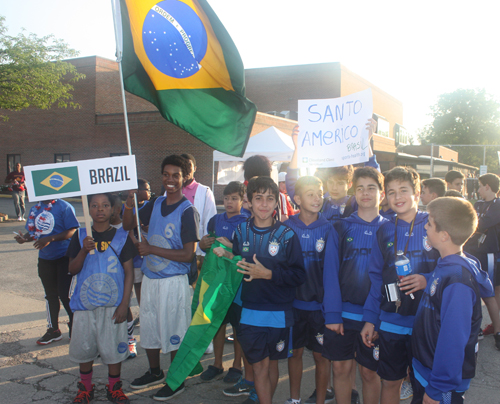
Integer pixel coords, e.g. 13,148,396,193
236,255,272,281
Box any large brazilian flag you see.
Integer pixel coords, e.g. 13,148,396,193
166,241,243,390
117,0,257,157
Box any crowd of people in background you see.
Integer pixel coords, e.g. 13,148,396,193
9,129,500,404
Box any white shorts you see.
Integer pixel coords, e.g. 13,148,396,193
69,307,129,365
134,267,144,284
140,274,191,353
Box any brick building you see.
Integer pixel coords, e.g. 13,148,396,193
1,57,474,202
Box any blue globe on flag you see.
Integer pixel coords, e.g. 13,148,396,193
49,174,64,189
142,0,208,78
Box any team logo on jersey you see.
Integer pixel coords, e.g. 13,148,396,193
170,335,181,345
117,342,128,354
34,211,55,235
405,231,414,237
269,241,280,256
243,241,250,253
223,226,229,230
387,242,394,248
80,273,119,310
430,278,439,296
315,333,324,345
147,234,172,272
373,345,380,361
423,236,432,251
347,237,353,243
364,230,373,236
276,339,285,352
302,234,310,238
316,238,325,252
340,203,346,215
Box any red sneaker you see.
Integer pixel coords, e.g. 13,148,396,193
483,323,494,336
73,382,95,403
106,381,130,403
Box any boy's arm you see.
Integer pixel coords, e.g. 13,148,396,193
68,235,95,275
477,201,500,232
425,283,475,401
286,125,300,201
33,228,77,250
113,258,134,323
323,228,344,329
136,239,196,263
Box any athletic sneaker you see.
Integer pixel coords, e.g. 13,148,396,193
304,388,335,404
106,381,130,403
153,382,185,401
223,378,253,396
400,381,413,400
478,329,484,340
72,382,95,404
483,323,494,336
351,389,360,404
130,369,165,389
494,332,500,351
37,328,62,345
128,338,137,359
285,398,301,404
241,388,259,404
17,216,22,221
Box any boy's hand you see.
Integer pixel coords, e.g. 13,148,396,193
112,303,128,324
135,238,151,256
125,190,137,208
14,233,27,244
399,274,427,295
326,323,344,335
200,234,216,250
291,125,299,149
82,236,95,253
236,255,272,281
361,322,378,348
34,236,50,250
216,237,232,249
423,394,439,404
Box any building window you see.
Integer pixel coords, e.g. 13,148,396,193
7,154,21,174
110,153,128,157
54,153,70,163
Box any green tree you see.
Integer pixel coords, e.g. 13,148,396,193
0,16,85,119
419,88,500,171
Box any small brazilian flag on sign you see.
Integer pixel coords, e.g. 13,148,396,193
116,0,257,157
31,167,81,197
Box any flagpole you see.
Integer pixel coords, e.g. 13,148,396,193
111,0,142,242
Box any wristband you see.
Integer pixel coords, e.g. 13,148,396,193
124,204,133,210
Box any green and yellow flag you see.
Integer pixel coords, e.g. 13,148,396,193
166,241,243,390
117,0,257,157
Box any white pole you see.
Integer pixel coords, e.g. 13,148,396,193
111,0,142,242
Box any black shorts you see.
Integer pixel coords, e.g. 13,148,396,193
377,330,412,381
322,319,379,371
291,308,325,353
411,375,464,404
237,324,291,364
222,302,242,332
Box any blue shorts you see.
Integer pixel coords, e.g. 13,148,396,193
291,308,325,353
237,324,291,364
222,303,242,332
377,330,412,381
322,319,379,372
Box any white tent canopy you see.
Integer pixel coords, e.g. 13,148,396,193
213,126,295,162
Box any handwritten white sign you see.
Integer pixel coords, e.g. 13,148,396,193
298,89,373,168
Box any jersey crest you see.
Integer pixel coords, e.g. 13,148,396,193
423,236,432,251
315,333,324,345
339,203,346,215
316,238,325,252
430,278,439,296
269,240,280,256
373,345,380,361
243,241,250,252
276,339,285,352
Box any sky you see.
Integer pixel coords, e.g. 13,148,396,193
2,0,500,139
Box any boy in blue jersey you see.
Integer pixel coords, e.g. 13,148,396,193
323,166,388,404
361,166,439,404
122,155,200,401
286,121,379,224
284,175,332,404
15,198,80,344
411,197,494,404
67,193,136,404
214,176,306,404
199,181,250,383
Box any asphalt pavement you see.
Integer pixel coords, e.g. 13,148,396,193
0,195,499,403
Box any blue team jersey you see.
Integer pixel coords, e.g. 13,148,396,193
207,212,250,239
363,211,439,333
141,196,193,279
411,254,492,401
26,199,80,260
284,214,333,311
233,218,305,327
323,213,388,325
70,228,128,311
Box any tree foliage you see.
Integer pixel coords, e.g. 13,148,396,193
419,88,500,170
0,16,85,119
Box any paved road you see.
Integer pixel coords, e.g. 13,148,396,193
0,196,499,403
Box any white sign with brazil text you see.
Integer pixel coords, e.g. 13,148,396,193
297,89,373,168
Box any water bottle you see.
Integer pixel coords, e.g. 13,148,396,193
395,251,412,281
